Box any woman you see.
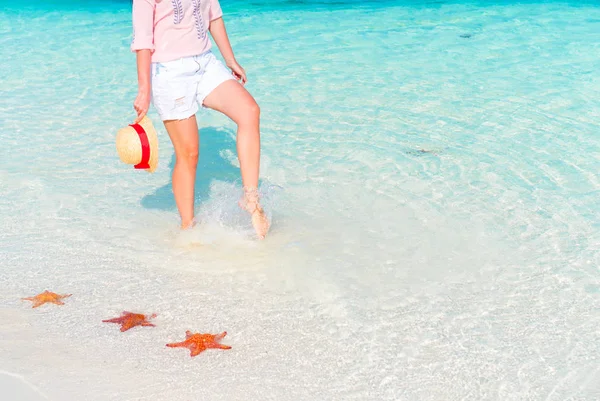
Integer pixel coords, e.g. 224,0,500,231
131,0,270,239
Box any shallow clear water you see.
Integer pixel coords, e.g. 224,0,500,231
1,0,599,400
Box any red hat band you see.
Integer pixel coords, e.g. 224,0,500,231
129,123,151,169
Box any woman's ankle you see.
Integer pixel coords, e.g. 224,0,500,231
181,217,196,230
239,186,262,214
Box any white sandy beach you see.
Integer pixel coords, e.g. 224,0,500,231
1,0,600,400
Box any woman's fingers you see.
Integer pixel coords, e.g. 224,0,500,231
134,108,147,124
231,65,247,85
133,102,147,124
134,112,144,124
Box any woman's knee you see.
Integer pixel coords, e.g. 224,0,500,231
176,145,199,165
164,117,200,166
238,99,260,127
250,100,260,119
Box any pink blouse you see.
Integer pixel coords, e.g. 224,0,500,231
131,0,223,63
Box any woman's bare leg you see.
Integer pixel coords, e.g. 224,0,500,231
202,79,269,239
163,116,200,229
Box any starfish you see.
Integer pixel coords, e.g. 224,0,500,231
102,311,157,332
166,331,231,357
22,290,72,308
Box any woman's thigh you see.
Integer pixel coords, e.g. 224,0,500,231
202,80,259,126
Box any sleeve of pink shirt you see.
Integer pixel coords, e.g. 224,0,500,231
131,0,155,52
209,0,223,21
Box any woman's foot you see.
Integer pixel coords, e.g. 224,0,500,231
239,187,270,240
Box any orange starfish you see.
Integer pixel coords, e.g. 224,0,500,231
22,290,72,308
166,331,231,357
102,311,157,332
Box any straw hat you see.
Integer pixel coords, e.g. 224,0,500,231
116,116,159,173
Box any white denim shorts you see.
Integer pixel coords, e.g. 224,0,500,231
151,51,235,121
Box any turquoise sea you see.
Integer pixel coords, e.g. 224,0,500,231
1,0,599,400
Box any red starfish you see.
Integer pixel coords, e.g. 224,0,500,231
166,331,231,357
102,311,156,332
22,290,72,308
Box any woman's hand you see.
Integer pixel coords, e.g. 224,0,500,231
227,60,247,85
209,18,245,85
133,87,151,124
